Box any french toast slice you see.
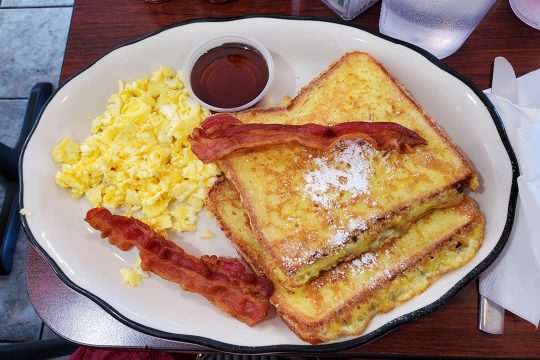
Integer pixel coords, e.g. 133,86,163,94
207,179,484,344
217,51,478,289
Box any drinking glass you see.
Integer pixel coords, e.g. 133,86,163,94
510,0,540,30
379,0,497,59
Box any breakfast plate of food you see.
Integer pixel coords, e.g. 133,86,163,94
20,16,518,352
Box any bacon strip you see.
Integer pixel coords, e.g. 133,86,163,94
189,113,428,163
85,208,273,326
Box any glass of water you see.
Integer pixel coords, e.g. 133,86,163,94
379,0,497,59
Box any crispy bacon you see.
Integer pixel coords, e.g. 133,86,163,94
189,113,428,163
85,207,273,326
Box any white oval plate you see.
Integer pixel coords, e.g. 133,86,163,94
20,17,518,353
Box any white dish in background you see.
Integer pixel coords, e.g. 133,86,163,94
510,0,540,30
20,17,517,352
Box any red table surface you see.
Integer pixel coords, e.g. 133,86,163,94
28,0,540,358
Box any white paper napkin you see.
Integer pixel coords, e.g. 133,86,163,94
479,68,540,326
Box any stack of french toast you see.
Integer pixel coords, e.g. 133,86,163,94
205,51,484,344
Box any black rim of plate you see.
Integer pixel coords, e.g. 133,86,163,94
19,15,519,354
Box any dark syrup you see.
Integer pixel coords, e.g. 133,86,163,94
190,43,269,109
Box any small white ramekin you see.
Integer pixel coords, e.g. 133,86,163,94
182,33,274,113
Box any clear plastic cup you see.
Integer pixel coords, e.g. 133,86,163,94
379,0,497,59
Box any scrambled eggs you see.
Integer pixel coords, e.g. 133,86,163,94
19,208,32,216
52,67,220,233
120,256,149,287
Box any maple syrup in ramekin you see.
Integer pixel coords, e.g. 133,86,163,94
190,43,269,109
183,34,274,112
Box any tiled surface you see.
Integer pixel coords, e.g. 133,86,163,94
0,232,42,341
0,7,72,97
0,0,73,344
1,0,74,8
0,99,27,148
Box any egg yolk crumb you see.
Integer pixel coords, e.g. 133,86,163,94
120,268,143,287
120,256,150,287
52,66,220,233
200,230,216,239
19,208,32,216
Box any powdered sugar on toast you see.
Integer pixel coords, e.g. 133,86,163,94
303,140,377,209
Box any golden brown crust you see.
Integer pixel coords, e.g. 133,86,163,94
206,178,266,277
219,160,469,280
233,51,476,182
231,51,477,191
275,199,484,341
231,51,363,119
218,51,480,288
382,62,478,190
215,158,277,274
207,178,484,344
298,210,485,344
230,51,477,191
